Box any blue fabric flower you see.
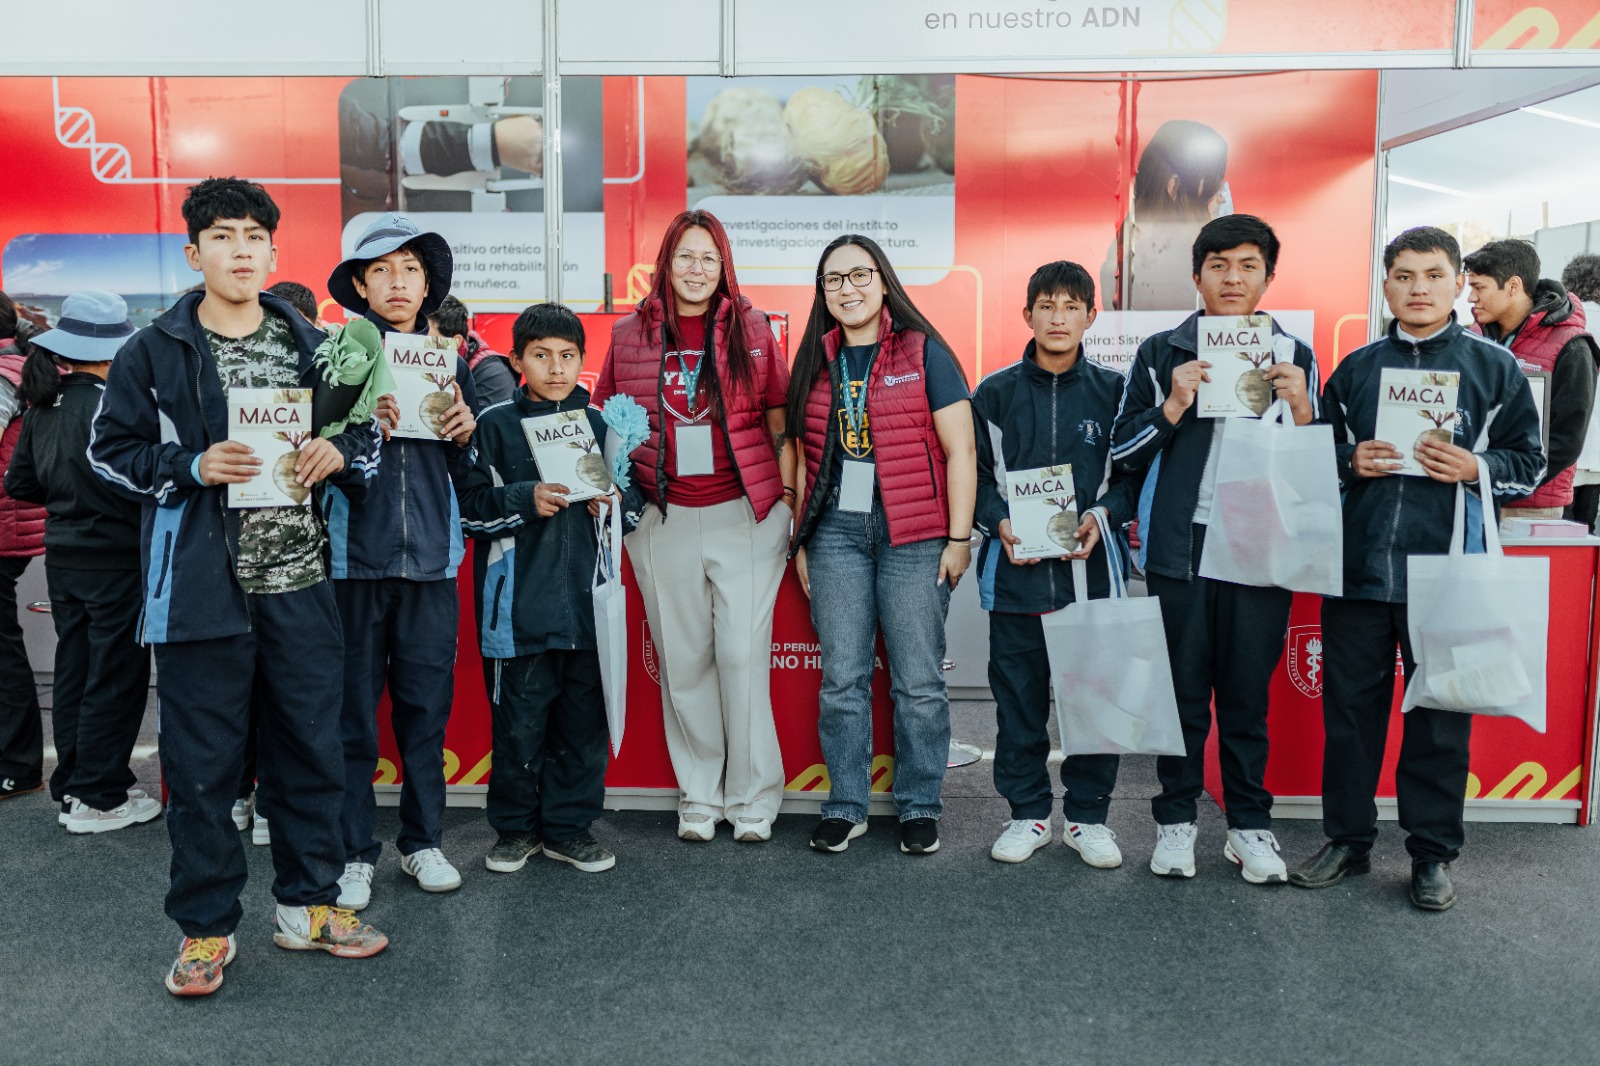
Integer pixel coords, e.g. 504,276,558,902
601,393,650,491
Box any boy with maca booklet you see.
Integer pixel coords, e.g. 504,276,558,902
459,303,642,877
972,261,1139,868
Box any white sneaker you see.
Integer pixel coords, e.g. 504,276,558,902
1063,822,1123,868
989,818,1052,863
1150,822,1198,878
58,795,74,827
401,848,462,892
252,813,271,846
65,791,163,834
337,862,375,910
732,817,772,843
231,797,253,831
677,812,716,842
1225,829,1288,884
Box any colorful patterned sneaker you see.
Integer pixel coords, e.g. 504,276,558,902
164,935,237,996
272,905,389,958
990,819,1052,863
0,777,44,801
1063,822,1124,869
401,848,463,892
336,862,375,910
485,833,542,873
544,831,617,873
1224,829,1288,885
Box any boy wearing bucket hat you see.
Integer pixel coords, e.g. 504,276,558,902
90,178,388,995
4,292,154,833
324,213,478,910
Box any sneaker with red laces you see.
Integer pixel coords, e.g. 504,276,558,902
272,904,389,958
164,935,237,996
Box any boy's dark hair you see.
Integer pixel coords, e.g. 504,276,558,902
1025,261,1096,310
1463,239,1540,294
1562,254,1600,304
181,177,280,244
1383,226,1461,273
1191,214,1280,276
265,281,317,324
512,302,586,357
429,295,471,343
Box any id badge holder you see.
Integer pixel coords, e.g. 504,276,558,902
675,424,715,476
838,459,875,513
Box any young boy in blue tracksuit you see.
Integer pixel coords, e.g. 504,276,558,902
973,261,1140,867
323,214,480,909
90,178,388,996
459,303,641,876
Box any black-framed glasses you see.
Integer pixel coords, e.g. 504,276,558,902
819,267,880,291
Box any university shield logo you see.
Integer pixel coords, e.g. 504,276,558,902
642,621,661,686
1286,625,1324,699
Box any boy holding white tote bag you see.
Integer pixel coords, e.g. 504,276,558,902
1291,228,1545,911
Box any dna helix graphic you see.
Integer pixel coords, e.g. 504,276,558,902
52,78,133,184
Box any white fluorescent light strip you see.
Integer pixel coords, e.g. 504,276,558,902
1388,175,1473,198
1521,105,1600,132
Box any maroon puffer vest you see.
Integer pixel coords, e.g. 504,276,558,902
1508,295,1593,509
597,295,786,520
0,350,47,558
801,311,949,546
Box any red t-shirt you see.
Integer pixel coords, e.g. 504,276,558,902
662,315,745,507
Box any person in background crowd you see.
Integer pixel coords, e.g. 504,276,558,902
430,294,519,409
324,214,478,910
1464,239,1598,521
1110,214,1318,884
973,261,1140,866
592,209,796,845
90,177,388,995
1293,226,1545,911
785,233,977,857
5,292,152,833
0,293,47,801
1558,254,1600,532
265,280,323,329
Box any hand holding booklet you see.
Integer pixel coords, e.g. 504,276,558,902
523,410,612,503
226,388,314,508
1374,368,1460,476
1005,464,1077,559
383,333,457,440
1196,313,1275,419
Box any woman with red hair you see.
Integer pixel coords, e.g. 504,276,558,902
593,210,796,843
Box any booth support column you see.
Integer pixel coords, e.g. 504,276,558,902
542,0,563,304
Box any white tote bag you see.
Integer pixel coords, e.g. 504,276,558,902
1042,546,1186,757
1403,458,1549,732
1198,398,1345,597
592,496,628,756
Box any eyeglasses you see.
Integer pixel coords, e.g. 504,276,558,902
672,252,722,274
820,267,880,291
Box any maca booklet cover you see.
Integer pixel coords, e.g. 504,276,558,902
226,388,314,508
1375,368,1460,477
1006,463,1078,559
1196,313,1275,419
383,333,456,440
521,409,612,503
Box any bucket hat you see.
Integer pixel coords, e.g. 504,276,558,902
29,290,135,362
328,213,453,319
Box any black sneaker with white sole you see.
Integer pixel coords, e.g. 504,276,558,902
544,832,616,873
900,818,940,855
810,817,867,853
0,777,43,801
485,833,543,873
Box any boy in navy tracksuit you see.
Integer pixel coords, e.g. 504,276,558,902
323,214,480,909
974,262,1140,867
1110,214,1319,885
89,178,388,996
459,303,641,875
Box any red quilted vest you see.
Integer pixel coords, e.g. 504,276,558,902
801,310,949,547
593,295,787,521
1507,294,1594,509
0,350,47,558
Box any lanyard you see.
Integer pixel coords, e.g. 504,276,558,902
838,346,877,438
673,351,705,418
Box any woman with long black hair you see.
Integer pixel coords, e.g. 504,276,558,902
592,209,797,843
785,234,977,855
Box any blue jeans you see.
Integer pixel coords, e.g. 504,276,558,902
807,495,951,823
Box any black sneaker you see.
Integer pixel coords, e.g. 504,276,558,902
810,817,867,853
900,818,940,855
544,831,616,873
0,777,43,801
484,833,542,873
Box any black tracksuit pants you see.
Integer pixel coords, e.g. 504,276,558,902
0,555,42,784
1145,526,1290,830
987,611,1120,823
1320,596,1473,863
155,582,346,937
45,565,150,810
335,577,456,866
486,649,608,845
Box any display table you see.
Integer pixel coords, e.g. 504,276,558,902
1202,536,1600,825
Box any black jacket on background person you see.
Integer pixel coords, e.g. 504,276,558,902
1321,315,1546,603
973,343,1140,613
4,373,141,569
